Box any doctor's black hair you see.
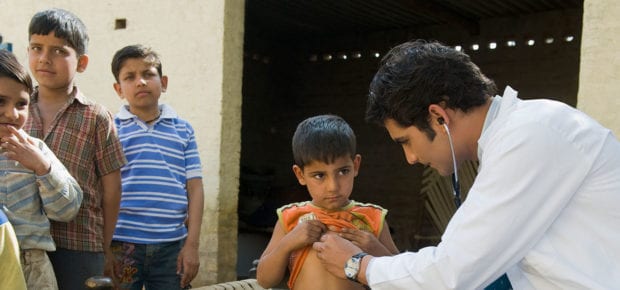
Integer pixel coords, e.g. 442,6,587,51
366,39,497,140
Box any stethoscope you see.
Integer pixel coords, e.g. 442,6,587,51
438,117,462,208
439,117,512,289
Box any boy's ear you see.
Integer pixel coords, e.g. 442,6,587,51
76,54,89,73
113,82,124,99
292,165,307,186
353,154,362,177
161,75,168,92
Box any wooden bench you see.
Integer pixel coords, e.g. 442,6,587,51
193,279,271,290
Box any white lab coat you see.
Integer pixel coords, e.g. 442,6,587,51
367,87,620,289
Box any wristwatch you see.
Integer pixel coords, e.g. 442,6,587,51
344,252,368,282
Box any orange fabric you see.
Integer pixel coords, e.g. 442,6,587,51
277,201,386,289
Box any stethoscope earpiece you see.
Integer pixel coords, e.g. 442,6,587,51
443,121,462,208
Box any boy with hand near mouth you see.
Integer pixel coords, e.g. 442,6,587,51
1,47,82,290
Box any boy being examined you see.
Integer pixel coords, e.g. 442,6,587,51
257,114,399,290
110,44,204,290
1,48,82,289
25,9,127,289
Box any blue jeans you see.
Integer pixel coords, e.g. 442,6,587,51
47,248,104,290
111,240,184,290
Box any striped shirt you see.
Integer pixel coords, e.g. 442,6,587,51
0,132,82,251
113,104,202,244
25,87,127,252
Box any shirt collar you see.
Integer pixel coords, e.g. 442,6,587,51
478,86,519,158
31,86,88,106
116,103,178,120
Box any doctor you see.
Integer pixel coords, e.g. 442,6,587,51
313,39,620,289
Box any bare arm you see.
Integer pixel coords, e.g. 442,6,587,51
257,219,326,288
177,178,204,288
101,170,121,280
377,221,399,255
101,170,122,250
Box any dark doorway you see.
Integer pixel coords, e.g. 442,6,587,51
238,0,583,279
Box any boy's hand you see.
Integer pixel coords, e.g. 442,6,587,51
287,219,326,249
334,227,391,256
103,247,119,289
177,243,200,288
1,125,50,175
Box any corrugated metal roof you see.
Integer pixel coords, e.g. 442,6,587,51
246,0,583,41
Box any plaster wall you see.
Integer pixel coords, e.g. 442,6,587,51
578,0,620,135
0,0,244,285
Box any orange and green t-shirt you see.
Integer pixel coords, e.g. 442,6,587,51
277,200,387,289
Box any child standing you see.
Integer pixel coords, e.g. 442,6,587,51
0,208,27,290
24,8,127,289
110,44,204,289
256,114,399,290
1,49,82,289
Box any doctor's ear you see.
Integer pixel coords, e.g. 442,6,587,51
428,103,448,126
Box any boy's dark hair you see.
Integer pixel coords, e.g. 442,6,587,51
28,8,89,56
292,114,356,169
0,50,34,95
111,44,163,82
366,39,497,140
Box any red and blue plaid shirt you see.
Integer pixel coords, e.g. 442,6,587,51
25,87,127,252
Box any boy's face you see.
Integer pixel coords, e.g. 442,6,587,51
0,77,30,136
113,58,167,113
28,32,87,90
293,154,361,210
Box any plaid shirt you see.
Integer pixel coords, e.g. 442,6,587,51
24,87,127,252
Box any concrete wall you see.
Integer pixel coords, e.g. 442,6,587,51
578,0,620,135
0,0,244,286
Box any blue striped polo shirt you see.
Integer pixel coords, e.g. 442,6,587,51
113,104,203,243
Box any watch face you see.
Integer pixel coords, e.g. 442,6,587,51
344,257,360,280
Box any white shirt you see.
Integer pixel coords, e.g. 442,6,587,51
367,87,620,289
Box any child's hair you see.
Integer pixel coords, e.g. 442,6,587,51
111,44,163,82
28,8,89,56
0,50,34,95
292,114,356,168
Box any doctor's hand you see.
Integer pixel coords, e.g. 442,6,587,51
312,232,362,279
